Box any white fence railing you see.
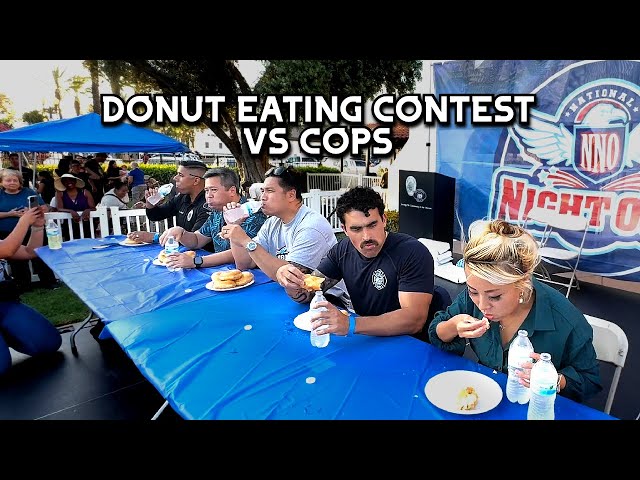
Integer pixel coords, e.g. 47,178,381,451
302,188,388,233
54,187,388,238
307,173,382,191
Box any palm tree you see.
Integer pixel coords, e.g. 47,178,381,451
52,66,66,119
83,60,101,115
68,75,89,116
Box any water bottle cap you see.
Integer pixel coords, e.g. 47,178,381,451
517,329,529,336
540,352,551,361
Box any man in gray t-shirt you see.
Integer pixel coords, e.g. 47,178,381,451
220,166,349,307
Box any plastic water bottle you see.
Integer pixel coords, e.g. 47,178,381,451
46,219,62,250
527,352,558,420
164,235,181,271
309,290,330,348
148,183,174,205
506,329,534,404
223,200,263,225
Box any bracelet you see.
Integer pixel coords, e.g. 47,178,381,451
556,373,564,392
153,233,160,243
31,226,44,232
348,313,358,336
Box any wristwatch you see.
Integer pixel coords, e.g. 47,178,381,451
194,255,204,268
556,373,564,392
246,240,257,252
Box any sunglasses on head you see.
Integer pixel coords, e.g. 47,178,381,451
265,165,295,177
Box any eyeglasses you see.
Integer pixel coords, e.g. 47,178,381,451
188,173,204,180
265,165,294,177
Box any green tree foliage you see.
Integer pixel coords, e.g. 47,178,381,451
109,60,422,185
256,60,422,99
0,92,15,129
22,110,47,125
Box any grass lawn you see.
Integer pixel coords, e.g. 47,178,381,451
21,284,90,328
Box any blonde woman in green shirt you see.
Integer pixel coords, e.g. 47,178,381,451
428,219,602,403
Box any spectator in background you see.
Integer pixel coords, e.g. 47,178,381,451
54,173,96,240
0,169,58,291
100,179,130,235
380,168,389,189
142,153,150,165
69,159,96,195
100,179,130,209
127,161,146,205
105,160,122,191
36,171,56,205
54,155,73,179
1,205,62,376
83,152,108,204
7,153,36,189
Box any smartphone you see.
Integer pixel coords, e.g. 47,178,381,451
27,195,39,209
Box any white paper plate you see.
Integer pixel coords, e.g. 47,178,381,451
118,240,150,247
293,311,314,331
424,370,503,415
205,279,255,292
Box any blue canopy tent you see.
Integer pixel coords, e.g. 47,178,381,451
0,112,189,153
0,112,189,187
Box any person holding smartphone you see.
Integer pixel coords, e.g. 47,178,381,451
0,205,62,376
0,169,58,291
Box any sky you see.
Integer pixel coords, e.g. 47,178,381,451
0,60,264,125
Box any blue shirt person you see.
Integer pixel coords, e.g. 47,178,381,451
155,167,267,270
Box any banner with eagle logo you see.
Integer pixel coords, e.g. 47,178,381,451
435,60,640,281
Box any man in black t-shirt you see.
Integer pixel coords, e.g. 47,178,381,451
276,186,435,338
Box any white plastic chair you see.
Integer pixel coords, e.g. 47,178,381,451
523,207,589,298
45,208,107,239
109,207,176,236
584,314,628,415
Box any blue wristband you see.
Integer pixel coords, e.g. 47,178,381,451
348,313,357,336
153,233,160,243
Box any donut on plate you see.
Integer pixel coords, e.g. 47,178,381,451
235,271,254,286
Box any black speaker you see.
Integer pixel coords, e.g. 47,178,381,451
398,171,456,246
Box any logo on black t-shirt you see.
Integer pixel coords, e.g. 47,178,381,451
372,269,387,290
187,209,193,222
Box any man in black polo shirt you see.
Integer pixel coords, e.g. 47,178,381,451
130,159,213,251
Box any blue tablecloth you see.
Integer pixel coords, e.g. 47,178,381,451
107,282,615,420
36,236,272,323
